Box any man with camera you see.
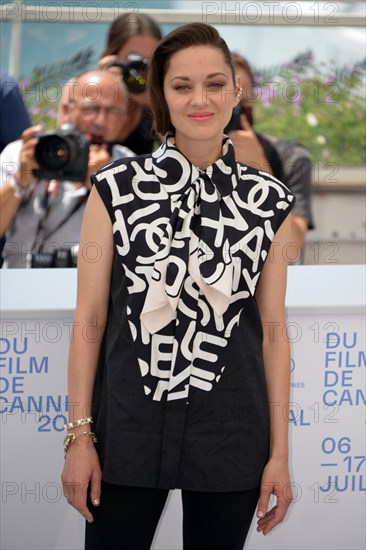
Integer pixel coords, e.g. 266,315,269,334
0,70,135,268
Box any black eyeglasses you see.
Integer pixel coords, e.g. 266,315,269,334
107,55,149,95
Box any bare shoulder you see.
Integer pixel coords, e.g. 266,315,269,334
255,215,292,319
78,186,113,273
82,185,111,232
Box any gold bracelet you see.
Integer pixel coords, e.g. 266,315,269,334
64,416,93,431
63,431,97,457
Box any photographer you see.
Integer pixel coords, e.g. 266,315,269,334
0,70,135,268
226,53,314,258
98,12,162,154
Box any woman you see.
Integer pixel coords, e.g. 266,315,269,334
62,23,294,549
227,52,313,255
99,12,162,154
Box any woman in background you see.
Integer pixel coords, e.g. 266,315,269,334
99,12,162,154
62,22,294,550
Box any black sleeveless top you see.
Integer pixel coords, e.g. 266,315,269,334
91,135,295,491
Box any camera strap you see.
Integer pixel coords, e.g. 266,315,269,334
31,180,89,254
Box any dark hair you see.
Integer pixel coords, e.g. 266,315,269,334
103,12,162,57
147,23,235,136
231,52,256,86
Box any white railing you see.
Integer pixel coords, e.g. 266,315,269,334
1,3,365,26
2,2,365,79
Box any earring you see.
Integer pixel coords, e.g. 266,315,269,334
237,87,243,98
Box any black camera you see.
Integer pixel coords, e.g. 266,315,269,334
225,104,255,134
107,54,149,95
34,123,90,182
224,104,245,134
30,246,79,268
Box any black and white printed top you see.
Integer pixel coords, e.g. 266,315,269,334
91,134,295,492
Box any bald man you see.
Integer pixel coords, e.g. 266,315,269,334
0,70,135,268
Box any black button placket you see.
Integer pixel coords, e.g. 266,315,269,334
157,266,200,488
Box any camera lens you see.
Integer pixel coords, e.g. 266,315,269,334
35,135,71,170
106,58,148,95
123,60,148,95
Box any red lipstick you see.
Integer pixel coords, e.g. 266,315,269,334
188,112,214,122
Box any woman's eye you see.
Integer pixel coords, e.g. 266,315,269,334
175,85,190,92
207,82,224,90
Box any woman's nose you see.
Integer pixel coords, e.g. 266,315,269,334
190,85,209,107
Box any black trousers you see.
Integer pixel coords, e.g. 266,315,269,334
85,481,259,550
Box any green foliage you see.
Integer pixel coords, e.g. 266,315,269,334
253,52,366,166
19,47,95,130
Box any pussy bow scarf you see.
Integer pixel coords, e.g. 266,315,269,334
140,134,292,334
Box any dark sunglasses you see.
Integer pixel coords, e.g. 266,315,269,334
107,55,149,95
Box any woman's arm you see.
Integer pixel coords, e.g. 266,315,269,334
254,214,293,535
61,185,114,523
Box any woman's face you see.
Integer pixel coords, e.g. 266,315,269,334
117,34,160,106
163,45,239,150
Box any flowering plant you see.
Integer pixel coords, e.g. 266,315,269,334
253,51,366,166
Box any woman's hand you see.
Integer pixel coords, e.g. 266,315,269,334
98,54,121,74
228,115,272,173
61,438,102,523
256,457,293,535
